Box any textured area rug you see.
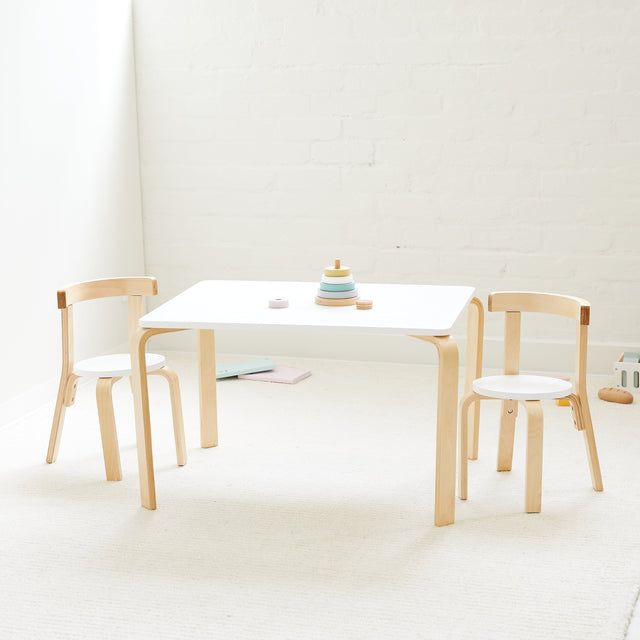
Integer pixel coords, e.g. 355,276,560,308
0,355,638,639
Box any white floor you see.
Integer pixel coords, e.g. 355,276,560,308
1,354,639,639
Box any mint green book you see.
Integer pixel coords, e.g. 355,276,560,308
216,358,274,379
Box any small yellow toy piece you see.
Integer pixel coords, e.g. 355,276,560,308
323,258,352,278
356,299,373,310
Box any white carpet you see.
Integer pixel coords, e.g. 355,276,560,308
1,354,639,640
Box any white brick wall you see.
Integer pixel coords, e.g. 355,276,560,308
133,0,640,370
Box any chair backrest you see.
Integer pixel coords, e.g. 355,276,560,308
488,291,590,393
56,277,158,370
57,277,157,308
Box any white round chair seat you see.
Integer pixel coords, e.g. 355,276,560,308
473,374,573,401
73,353,165,378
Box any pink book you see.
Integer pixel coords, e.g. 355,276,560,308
238,365,311,384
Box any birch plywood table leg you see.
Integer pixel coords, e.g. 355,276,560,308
198,329,218,448
414,335,460,526
130,327,185,510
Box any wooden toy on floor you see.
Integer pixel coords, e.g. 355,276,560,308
315,259,359,307
614,352,640,396
356,299,373,310
598,387,634,404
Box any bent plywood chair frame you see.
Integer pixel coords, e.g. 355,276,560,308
46,277,186,481
460,291,603,514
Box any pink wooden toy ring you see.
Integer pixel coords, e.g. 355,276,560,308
268,297,289,309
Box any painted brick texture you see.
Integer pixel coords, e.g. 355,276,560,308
133,1,640,360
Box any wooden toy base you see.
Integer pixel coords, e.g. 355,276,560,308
315,296,358,307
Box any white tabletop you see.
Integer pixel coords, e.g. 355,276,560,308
140,281,475,336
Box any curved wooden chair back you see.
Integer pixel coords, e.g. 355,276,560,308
57,277,157,309
56,277,158,369
488,291,591,394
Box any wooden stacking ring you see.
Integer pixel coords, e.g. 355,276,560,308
319,282,356,292
323,258,351,278
321,274,354,285
315,296,358,306
356,299,373,310
316,289,358,299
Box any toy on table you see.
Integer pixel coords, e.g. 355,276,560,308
598,387,634,404
268,297,289,309
315,259,359,307
356,299,373,310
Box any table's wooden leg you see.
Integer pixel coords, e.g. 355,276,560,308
414,335,460,526
130,327,185,510
131,327,157,510
464,298,484,460
198,329,218,448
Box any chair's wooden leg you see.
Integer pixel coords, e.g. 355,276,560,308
152,366,187,467
198,329,218,448
96,377,123,481
523,400,543,513
46,373,77,463
464,297,484,460
576,394,603,492
459,392,481,500
497,399,518,471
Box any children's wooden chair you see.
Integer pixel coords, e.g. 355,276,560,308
46,277,186,480
459,291,603,513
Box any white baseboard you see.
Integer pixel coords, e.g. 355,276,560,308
0,376,85,431
150,330,629,377
1,332,628,429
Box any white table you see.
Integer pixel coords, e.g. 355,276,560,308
130,280,484,526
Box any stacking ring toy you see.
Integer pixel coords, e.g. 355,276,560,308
315,257,359,307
